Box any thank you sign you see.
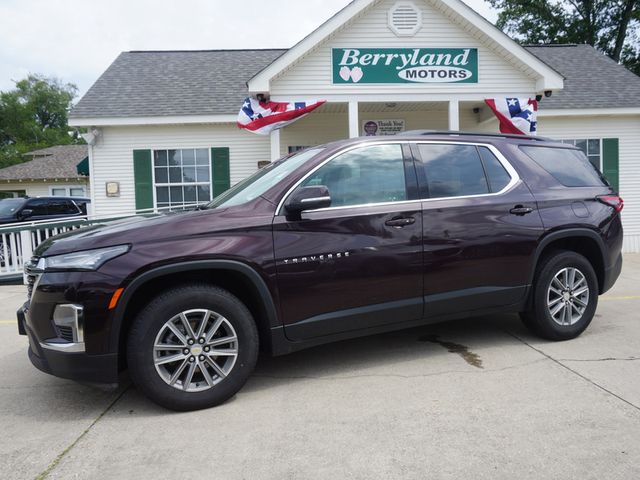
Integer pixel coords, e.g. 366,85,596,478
332,48,478,84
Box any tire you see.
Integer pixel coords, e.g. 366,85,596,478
521,250,598,341
127,284,259,411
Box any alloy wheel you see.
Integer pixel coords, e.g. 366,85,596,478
546,267,590,326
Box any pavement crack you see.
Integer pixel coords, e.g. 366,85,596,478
504,330,640,414
556,357,640,362
34,384,130,480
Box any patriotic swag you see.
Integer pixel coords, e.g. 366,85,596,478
484,98,538,135
237,97,326,135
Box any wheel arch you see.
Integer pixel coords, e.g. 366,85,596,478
110,260,280,366
531,229,607,294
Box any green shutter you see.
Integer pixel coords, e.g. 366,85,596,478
602,138,619,193
211,147,231,198
133,149,153,212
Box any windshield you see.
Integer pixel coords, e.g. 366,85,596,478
207,147,325,209
0,198,25,216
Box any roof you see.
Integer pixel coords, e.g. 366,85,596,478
0,145,89,181
69,43,640,120
69,49,285,119
525,44,640,109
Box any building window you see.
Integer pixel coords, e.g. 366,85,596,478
561,139,601,170
50,186,87,197
153,148,211,209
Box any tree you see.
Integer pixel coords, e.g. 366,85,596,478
0,74,81,168
487,0,640,75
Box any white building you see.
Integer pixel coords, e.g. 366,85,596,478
68,0,640,252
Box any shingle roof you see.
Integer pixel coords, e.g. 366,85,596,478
0,145,88,181
525,44,640,109
70,44,640,119
69,49,286,119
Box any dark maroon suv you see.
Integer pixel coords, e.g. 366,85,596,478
17,132,623,410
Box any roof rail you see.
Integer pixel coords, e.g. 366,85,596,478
398,130,552,142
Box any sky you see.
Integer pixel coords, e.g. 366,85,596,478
0,0,497,98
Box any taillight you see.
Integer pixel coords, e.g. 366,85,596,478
597,195,624,212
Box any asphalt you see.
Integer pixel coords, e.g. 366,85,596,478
1,256,639,480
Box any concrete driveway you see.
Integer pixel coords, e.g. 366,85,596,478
1,256,639,480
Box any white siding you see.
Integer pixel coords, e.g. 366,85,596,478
270,0,537,97
90,124,269,216
537,115,640,253
0,180,89,198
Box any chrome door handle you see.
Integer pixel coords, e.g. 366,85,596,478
385,217,416,227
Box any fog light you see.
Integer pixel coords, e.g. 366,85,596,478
52,304,84,343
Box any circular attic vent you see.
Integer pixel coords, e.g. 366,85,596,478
388,2,422,37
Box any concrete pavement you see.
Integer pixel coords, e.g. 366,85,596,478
1,256,639,479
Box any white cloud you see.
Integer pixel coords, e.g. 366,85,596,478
0,0,496,98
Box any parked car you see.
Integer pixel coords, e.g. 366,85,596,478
17,132,623,411
0,196,90,224
0,196,91,265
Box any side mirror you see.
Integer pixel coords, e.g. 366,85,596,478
284,185,331,216
19,209,33,219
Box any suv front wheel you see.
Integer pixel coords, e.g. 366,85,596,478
522,250,598,341
127,284,259,411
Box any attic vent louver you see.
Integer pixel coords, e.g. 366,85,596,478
388,2,422,37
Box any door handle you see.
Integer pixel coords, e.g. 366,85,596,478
385,216,416,227
510,205,533,215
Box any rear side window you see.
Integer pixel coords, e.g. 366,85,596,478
48,200,79,215
417,144,489,198
478,147,511,192
521,146,608,187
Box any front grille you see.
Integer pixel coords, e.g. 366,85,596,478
56,325,74,342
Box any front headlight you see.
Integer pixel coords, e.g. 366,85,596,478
41,245,130,271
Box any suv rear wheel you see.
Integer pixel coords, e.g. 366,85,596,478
127,284,259,411
522,250,598,341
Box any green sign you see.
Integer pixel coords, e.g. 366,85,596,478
332,48,478,84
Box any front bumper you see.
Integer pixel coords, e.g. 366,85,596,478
18,286,120,385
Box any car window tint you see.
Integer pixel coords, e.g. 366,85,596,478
301,144,407,207
520,146,608,187
478,147,512,192
418,144,489,198
48,200,79,215
25,199,49,216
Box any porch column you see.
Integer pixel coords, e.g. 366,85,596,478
270,128,281,161
348,101,359,138
448,99,460,131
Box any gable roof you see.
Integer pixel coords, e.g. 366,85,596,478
69,49,285,120
0,145,88,181
246,0,564,93
525,44,640,109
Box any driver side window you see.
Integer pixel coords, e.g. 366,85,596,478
300,144,407,207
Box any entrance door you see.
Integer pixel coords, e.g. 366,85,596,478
412,142,544,317
273,143,424,341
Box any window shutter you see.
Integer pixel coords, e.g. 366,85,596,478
133,149,153,212
602,138,619,193
211,147,231,197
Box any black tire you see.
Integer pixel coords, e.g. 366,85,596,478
127,284,259,411
521,250,598,341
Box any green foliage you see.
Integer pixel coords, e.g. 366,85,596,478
487,0,640,75
0,74,83,169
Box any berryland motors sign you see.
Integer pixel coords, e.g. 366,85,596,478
332,48,478,84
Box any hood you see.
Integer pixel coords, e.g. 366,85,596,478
35,201,273,257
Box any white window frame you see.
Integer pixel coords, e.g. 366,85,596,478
151,147,213,211
561,138,602,170
49,186,87,197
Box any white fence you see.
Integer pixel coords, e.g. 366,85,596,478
0,203,204,280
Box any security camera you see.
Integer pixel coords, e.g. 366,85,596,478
544,90,552,98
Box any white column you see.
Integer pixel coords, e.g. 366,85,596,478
348,101,359,138
270,128,281,162
448,99,460,131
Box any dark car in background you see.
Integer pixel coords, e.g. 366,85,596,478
17,132,623,411
0,196,90,224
